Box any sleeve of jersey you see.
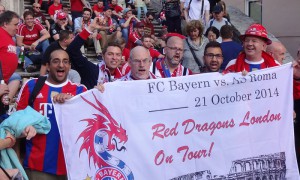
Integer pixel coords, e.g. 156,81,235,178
224,59,237,73
16,80,31,111
294,80,300,100
17,25,24,37
48,6,54,15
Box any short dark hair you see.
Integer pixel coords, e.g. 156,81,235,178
146,12,154,18
0,10,19,26
205,26,220,39
220,24,233,39
47,49,69,64
82,7,92,14
141,35,152,42
59,30,73,41
204,41,222,55
23,10,34,19
114,37,126,45
102,42,122,55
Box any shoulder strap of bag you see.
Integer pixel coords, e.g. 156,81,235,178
183,67,187,76
28,76,47,107
185,39,203,71
200,0,204,18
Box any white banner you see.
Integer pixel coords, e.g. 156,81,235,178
54,64,299,180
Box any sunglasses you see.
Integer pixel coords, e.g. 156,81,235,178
34,6,41,9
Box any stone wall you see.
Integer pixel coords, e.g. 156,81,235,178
1,0,24,17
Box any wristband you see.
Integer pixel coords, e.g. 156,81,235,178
5,136,14,148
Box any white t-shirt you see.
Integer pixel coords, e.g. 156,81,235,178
184,0,210,21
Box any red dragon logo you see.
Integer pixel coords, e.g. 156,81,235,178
76,92,128,168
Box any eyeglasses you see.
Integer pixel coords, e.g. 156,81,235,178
34,6,41,9
167,46,184,52
131,59,150,64
205,53,223,59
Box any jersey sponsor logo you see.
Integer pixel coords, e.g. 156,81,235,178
36,92,44,99
25,33,38,39
7,45,17,54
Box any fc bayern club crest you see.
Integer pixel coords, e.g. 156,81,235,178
77,92,134,180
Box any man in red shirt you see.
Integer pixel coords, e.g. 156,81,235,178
109,0,123,19
48,0,62,21
93,0,105,16
127,22,144,50
17,11,50,72
142,12,156,40
32,3,50,31
0,11,21,104
142,35,164,60
70,0,88,21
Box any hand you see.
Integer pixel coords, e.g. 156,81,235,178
5,131,16,148
0,84,9,97
92,32,98,38
293,59,300,79
88,17,105,32
94,83,105,93
31,41,39,51
23,126,37,140
52,93,73,103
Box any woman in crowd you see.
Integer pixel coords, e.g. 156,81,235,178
182,20,209,74
205,26,219,42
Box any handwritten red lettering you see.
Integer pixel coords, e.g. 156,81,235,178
177,142,214,162
182,119,235,136
152,122,178,140
239,110,281,127
154,150,173,166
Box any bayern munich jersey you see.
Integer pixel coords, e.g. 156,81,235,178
17,78,87,175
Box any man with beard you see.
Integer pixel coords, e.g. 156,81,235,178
126,22,144,50
151,36,193,78
202,41,223,73
74,8,102,57
16,49,87,179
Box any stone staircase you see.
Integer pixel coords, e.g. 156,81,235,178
20,0,162,78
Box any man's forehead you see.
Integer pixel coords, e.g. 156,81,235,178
206,47,222,53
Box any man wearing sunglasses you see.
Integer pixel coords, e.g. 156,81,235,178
32,3,51,31
142,12,157,41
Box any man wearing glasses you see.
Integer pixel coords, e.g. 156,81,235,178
202,41,223,73
32,3,51,31
151,35,193,78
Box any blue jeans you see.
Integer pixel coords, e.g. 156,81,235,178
121,28,129,43
16,40,49,68
137,5,147,20
9,73,21,82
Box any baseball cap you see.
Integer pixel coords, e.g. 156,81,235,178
135,22,144,28
213,5,223,13
123,8,132,14
57,12,67,20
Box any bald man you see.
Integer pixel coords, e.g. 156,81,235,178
266,41,287,64
120,46,157,80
